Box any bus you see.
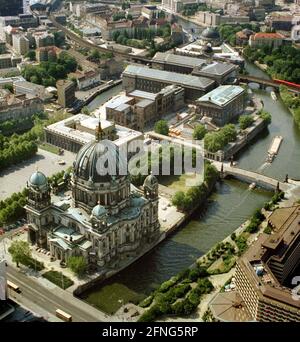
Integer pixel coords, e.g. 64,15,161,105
7,280,20,292
55,309,72,322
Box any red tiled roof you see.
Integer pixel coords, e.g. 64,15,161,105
252,32,285,40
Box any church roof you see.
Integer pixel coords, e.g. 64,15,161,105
29,171,47,188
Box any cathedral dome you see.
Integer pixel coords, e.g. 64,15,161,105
92,203,107,218
29,171,48,188
143,173,158,188
201,27,220,40
73,139,126,183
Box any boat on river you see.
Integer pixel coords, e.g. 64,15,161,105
249,182,256,190
271,91,277,101
266,136,283,163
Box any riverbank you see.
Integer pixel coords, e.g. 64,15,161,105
279,86,300,130
70,80,122,114
137,188,287,322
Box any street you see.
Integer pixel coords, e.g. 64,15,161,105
6,265,116,322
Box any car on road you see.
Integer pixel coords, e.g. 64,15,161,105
58,160,66,165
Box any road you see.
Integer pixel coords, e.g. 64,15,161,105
6,265,115,322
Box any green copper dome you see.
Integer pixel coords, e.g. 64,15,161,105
29,171,47,187
143,173,158,188
92,204,107,218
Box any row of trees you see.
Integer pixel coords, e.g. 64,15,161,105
280,85,300,129
0,189,28,226
112,23,171,45
182,4,215,17
22,51,77,87
243,45,300,83
0,135,38,171
204,124,237,153
172,163,219,212
8,240,87,277
139,264,214,321
0,112,45,136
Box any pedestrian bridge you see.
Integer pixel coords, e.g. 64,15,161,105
212,161,293,192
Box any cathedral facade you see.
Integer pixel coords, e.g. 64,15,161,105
25,138,160,269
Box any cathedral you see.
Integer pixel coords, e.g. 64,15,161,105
25,135,160,270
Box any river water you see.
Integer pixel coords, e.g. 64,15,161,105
81,55,300,314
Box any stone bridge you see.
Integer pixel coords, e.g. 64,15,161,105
212,161,296,193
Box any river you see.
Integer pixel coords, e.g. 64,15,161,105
81,57,300,315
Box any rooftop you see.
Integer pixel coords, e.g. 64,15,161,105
152,52,207,69
45,113,143,147
124,65,214,90
198,61,237,76
252,32,285,40
197,85,244,107
135,98,154,108
105,94,133,110
129,89,158,101
238,205,300,311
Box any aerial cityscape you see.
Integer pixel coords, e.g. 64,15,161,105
1,0,300,326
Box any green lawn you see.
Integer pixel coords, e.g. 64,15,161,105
84,283,145,315
42,270,74,289
159,174,197,192
21,256,44,271
39,143,60,155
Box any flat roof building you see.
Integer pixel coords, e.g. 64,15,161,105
235,205,300,322
56,79,76,108
196,85,245,126
122,64,215,101
44,113,143,154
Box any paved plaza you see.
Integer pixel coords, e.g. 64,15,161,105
0,149,76,200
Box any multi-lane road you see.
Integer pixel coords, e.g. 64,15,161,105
6,265,117,322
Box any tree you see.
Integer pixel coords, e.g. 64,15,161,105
172,191,186,211
204,132,224,152
193,124,207,140
222,124,237,142
3,84,13,93
67,256,87,277
89,49,101,62
8,241,31,267
53,31,65,47
82,107,90,115
25,50,36,61
239,115,254,130
259,110,272,125
154,120,169,136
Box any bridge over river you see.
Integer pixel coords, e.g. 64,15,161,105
147,131,300,197
212,161,300,202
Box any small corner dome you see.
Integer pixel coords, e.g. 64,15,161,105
29,171,47,188
92,204,107,218
143,173,158,188
202,44,213,54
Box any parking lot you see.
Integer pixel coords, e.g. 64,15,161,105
0,148,76,201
